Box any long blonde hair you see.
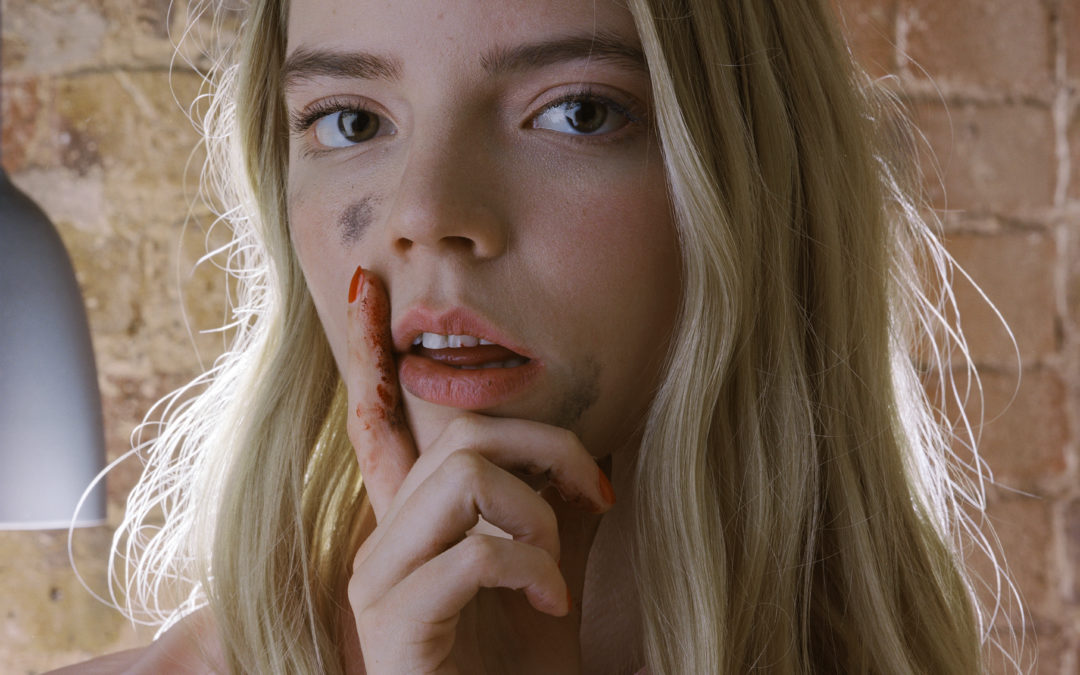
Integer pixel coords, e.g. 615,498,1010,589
106,0,1022,672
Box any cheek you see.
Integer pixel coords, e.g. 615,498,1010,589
562,179,680,421
288,179,382,369
550,181,680,344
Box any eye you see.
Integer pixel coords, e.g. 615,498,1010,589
312,109,393,148
531,96,634,136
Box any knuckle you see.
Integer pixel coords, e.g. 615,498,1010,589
443,448,486,490
445,414,483,445
460,534,501,571
355,603,380,637
347,576,371,615
557,426,584,453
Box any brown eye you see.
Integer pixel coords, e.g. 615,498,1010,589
563,100,607,134
338,111,380,143
532,96,631,136
313,109,393,148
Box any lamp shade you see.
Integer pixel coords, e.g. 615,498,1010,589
0,169,106,529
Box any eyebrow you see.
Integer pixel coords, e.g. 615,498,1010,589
282,48,403,90
282,31,647,91
479,31,647,76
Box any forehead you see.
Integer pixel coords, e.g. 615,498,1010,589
286,0,642,69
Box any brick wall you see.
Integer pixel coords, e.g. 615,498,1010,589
1,0,1076,672
837,0,1079,671
0,1,227,671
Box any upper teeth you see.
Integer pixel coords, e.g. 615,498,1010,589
415,333,496,349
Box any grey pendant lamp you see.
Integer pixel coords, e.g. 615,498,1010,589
0,4,107,529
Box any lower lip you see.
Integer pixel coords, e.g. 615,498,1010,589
398,354,543,409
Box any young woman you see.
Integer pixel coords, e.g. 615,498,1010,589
57,0,1018,672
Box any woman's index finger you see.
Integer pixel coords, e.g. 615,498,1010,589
345,266,418,520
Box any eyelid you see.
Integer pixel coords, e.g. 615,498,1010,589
527,86,648,140
288,95,390,136
537,90,642,123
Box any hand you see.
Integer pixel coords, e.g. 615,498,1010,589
342,267,615,674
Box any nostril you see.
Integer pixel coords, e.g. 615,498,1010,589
441,235,477,253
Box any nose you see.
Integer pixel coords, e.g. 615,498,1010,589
384,129,509,262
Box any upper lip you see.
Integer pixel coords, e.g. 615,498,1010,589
392,305,535,359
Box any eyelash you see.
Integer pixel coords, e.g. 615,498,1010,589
288,89,646,149
289,95,369,136
535,87,645,132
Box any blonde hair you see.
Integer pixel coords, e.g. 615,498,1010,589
104,0,1023,672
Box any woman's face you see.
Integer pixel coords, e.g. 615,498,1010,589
285,0,681,457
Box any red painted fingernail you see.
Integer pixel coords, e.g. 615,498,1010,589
597,467,616,506
348,265,365,303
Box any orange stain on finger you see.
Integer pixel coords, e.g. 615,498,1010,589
354,273,408,431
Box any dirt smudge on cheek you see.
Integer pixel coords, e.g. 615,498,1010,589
339,197,375,246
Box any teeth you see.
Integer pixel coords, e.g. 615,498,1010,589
417,332,485,349
411,333,529,369
448,334,479,348
421,333,449,349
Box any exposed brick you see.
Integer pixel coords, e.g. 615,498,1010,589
1,76,67,174
1064,499,1080,602
945,231,1058,365
1069,213,1080,341
0,0,109,75
966,496,1056,627
52,71,204,235
912,102,1056,215
832,0,897,78
0,76,55,173
1066,0,1080,88
0,529,151,671
134,0,173,40
8,170,109,256
932,365,1068,496
975,368,1068,490
98,373,195,519
899,0,1053,94
1069,104,1080,205
100,0,189,66
984,624,1059,674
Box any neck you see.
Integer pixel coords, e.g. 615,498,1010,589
579,445,644,674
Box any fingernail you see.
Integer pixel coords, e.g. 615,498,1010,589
348,265,365,303
597,467,616,506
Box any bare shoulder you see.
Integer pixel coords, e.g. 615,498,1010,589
47,610,225,675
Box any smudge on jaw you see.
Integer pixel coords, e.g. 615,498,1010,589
340,197,375,246
553,357,601,430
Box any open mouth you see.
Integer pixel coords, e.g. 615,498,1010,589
410,332,531,370
394,309,543,408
